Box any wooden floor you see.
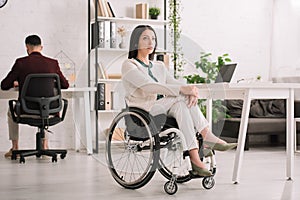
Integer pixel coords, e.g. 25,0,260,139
0,146,300,200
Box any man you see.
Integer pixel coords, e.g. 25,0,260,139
1,35,69,158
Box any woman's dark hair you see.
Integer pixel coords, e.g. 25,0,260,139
128,25,157,60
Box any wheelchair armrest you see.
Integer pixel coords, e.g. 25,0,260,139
9,99,21,123
60,98,68,121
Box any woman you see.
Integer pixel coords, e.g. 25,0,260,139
121,25,237,177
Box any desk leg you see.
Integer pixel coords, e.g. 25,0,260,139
84,91,93,155
74,96,81,152
232,90,251,183
206,99,213,127
286,89,294,180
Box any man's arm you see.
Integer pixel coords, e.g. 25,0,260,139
1,60,19,90
54,60,69,89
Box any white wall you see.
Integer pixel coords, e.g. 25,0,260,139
0,0,88,151
0,0,88,84
271,0,300,78
181,0,274,83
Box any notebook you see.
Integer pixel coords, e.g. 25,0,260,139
215,63,237,83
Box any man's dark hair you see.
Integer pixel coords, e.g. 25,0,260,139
25,35,42,46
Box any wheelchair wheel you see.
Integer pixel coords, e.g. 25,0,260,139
106,109,160,189
202,176,215,189
158,133,191,183
164,180,178,195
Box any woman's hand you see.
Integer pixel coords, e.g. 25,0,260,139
187,95,198,108
180,85,199,107
180,85,198,97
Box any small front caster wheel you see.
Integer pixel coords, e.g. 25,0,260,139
19,156,25,164
202,177,215,189
52,155,57,163
164,181,178,195
11,154,17,160
60,153,66,159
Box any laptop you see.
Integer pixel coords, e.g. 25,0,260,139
215,63,237,83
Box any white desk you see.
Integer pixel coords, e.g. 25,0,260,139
194,82,300,183
0,87,96,155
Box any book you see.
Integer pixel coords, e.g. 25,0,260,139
96,82,105,110
136,3,144,19
104,0,113,17
104,20,111,48
101,0,109,17
96,82,112,110
110,21,116,48
97,62,107,79
107,73,121,79
144,3,149,19
105,83,112,110
156,54,170,69
96,0,105,16
91,22,97,49
107,2,115,17
136,3,149,19
91,21,105,49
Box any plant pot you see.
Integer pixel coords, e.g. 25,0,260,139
150,15,158,20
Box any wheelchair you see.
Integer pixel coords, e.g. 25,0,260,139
105,107,217,195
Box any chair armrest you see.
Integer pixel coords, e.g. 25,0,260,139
9,100,21,122
61,98,68,121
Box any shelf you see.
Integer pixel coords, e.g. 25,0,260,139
98,79,121,83
92,47,170,54
94,48,128,52
91,16,168,25
98,109,122,113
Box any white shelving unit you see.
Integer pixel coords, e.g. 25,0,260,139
88,0,168,152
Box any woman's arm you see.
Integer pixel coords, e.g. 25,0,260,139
122,59,181,96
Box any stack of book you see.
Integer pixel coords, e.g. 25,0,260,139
95,0,115,17
91,20,116,49
96,82,111,110
96,82,124,110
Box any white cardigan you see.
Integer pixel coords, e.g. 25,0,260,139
121,58,185,111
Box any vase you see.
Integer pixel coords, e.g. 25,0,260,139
119,37,126,49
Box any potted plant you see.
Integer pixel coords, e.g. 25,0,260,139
149,7,160,19
184,52,233,122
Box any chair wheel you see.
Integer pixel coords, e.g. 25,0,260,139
11,154,17,160
19,156,25,164
60,153,66,159
52,155,57,162
202,176,215,189
164,181,178,195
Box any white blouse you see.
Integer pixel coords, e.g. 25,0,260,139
121,58,185,111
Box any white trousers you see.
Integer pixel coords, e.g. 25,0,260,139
150,96,209,150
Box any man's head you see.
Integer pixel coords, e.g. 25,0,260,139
25,35,43,55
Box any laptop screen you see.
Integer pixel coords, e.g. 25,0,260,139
215,63,237,83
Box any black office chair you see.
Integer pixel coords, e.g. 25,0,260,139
8,73,68,163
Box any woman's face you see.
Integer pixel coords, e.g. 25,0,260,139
137,29,156,56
